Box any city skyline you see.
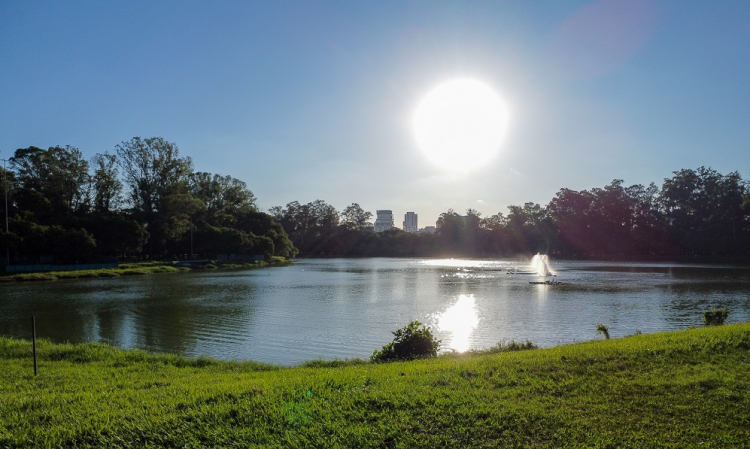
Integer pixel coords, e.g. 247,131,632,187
2,1,749,223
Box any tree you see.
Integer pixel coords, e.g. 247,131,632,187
116,137,194,257
341,203,373,231
435,209,464,255
270,200,340,255
82,213,148,258
548,188,596,257
11,221,97,263
190,172,257,228
10,146,90,222
0,164,16,263
625,182,671,256
480,212,505,232
235,211,298,258
659,167,748,256
90,153,121,212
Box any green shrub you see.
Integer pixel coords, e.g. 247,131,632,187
596,323,610,340
703,308,729,326
371,320,441,362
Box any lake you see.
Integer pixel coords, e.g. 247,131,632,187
1,258,749,365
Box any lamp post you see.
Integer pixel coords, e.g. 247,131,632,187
1,157,8,267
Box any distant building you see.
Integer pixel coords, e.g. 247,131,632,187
403,212,418,233
419,226,436,234
374,210,395,232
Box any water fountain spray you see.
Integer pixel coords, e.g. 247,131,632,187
530,253,553,276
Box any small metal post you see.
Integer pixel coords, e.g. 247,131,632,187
32,316,37,376
2,157,9,267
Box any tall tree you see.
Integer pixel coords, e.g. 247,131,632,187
659,167,748,256
547,188,596,257
190,172,257,228
90,152,122,212
270,200,340,255
341,203,373,231
10,146,90,222
0,164,17,262
435,209,465,255
116,137,194,257
624,182,671,256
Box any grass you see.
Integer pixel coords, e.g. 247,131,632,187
213,256,293,270
0,257,292,282
1,323,749,447
0,263,187,281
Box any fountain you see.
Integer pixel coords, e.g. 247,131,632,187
530,253,553,276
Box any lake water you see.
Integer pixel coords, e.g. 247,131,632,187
1,258,749,365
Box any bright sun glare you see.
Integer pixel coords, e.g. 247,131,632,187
413,79,508,172
437,294,479,353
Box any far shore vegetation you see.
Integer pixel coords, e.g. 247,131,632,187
0,257,292,282
2,139,749,270
1,323,748,447
1,139,298,274
272,166,750,260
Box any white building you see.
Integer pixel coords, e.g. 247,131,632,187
374,210,395,232
403,212,418,233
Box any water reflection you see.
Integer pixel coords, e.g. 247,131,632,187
436,294,479,352
0,273,259,357
2,258,750,365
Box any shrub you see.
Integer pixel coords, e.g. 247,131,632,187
596,323,610,340
703,308,729,326
371,320,441,363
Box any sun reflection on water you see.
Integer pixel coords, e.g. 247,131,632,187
437,294,479,352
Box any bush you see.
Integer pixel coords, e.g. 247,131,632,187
703,308,729,326
371,320,441,363
596,323,610,340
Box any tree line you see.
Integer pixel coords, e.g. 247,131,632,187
0,137,296,265
2,143,748,264
271,167,750,260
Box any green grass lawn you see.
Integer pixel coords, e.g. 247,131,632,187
1,324,749,448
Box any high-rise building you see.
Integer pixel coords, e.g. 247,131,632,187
374,210,394,232
403,212,418,233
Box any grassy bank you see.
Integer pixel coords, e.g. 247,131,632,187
1,324,748,447
0,257,292,282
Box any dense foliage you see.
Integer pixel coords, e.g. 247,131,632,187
704,308,730,326
0,138,296,264
273,167,750,260
3,144,748,264
2,324,749,447
371,320,441,362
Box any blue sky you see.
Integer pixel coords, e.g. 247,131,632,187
1,1,749,227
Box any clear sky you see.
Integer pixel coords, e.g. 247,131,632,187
2,1,749,227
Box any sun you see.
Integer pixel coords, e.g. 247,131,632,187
413,79,508,172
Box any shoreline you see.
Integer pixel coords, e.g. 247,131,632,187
294,253,750,264
0,257,293,282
